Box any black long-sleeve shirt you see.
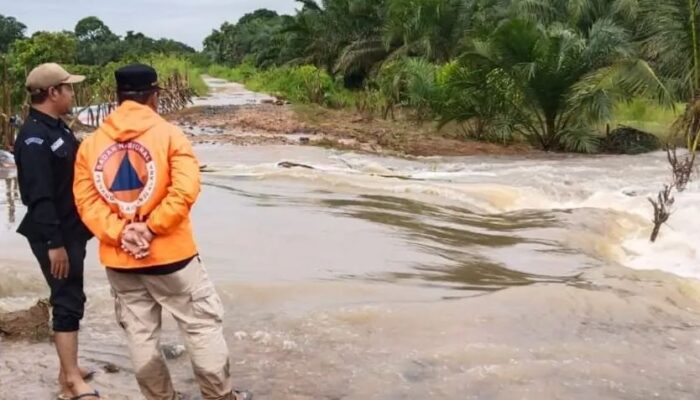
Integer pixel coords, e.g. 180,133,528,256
15,108,92,248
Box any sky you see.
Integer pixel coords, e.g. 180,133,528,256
3,0,299,50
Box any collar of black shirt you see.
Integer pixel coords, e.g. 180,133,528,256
29,107,64,129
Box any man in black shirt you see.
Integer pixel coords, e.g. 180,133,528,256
14,63,98,400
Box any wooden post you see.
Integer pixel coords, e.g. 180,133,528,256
1,57,14,150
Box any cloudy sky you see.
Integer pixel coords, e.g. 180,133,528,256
4,0,299,49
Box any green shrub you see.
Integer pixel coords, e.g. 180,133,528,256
208,63,354,107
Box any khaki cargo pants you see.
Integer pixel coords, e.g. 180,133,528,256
106,259,235,400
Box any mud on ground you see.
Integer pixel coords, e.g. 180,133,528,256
167,103,537,157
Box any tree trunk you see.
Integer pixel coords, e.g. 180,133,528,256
539,116,557,151
689,0,700,92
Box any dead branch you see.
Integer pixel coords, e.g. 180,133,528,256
649,184,675,242
666,146,697,192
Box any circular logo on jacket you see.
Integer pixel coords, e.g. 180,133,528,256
94,142,156,216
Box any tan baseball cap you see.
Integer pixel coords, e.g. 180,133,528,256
25,63,85,93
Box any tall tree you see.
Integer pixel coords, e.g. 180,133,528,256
74,17,121,65
384,0,465,62
0,15,26,54
75,16,116,42
203,9,300,68
289,0,387,80
9,31,77,69
203,27,226,63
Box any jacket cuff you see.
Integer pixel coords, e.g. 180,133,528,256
146,219,160,236
47,232,64,249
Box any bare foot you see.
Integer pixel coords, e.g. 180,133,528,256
58,370,71,399
80,366,96,381
64,375,99,399
59,367,95,398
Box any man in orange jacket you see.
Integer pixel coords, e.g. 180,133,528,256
74,64,251,400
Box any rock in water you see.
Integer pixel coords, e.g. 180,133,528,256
277,161,314,169
162,343,186,359
103,363,120,373
0,299,51,340
601,126,661,155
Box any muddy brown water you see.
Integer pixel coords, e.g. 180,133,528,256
2,79,700,399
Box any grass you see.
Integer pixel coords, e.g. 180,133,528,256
206,63,257,83
608,98,682,140
69,55,208,97
206,63,356,108
149,55,208,96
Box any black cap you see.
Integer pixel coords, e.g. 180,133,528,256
115,64,162,92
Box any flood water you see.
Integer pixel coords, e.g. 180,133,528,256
2,79,700,399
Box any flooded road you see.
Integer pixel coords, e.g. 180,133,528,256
2,79,700,399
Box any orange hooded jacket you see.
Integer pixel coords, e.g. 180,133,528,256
74,100,200,269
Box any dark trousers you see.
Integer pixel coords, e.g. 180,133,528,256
29,240,88,332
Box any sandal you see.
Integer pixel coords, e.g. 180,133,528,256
56,370,98,400
70,391,100,400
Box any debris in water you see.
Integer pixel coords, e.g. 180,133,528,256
601,126,661,154
234,331,248,341
666,147,696,191
252,331,272,344
282,340,297,350
199,164,216,173
649,184,674,242
400,359,434,383
277,161,314,169
649,146,695,242
103,363,120,373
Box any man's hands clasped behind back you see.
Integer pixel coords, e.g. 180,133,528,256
121,223,154,259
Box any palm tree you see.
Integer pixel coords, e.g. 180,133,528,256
288,0,387,78
514,0,640,31
457,17,668,151
640,0,700,152
384,0,465,62
635,0,700,240
334,0,466,76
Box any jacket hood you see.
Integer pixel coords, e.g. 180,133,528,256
99,101,161,142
